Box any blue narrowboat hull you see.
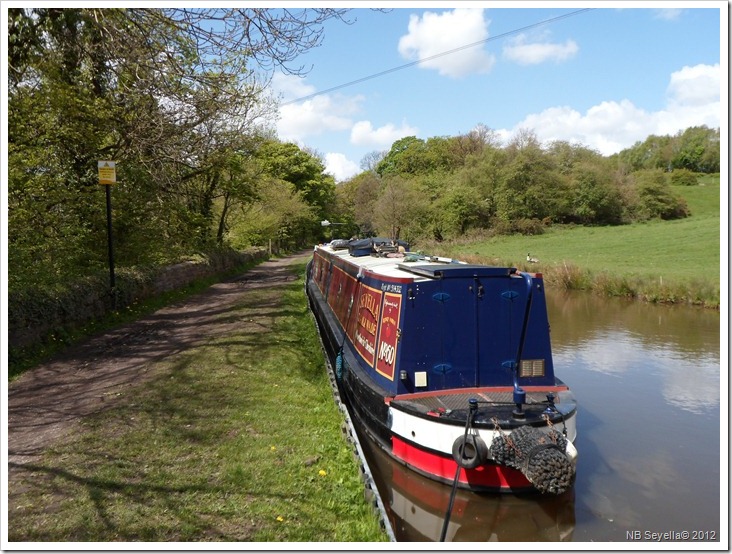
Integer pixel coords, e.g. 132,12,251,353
306,242,577,493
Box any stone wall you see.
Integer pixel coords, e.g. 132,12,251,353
9,248,269,354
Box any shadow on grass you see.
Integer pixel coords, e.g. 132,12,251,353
7,456,296,541
8,256,350,542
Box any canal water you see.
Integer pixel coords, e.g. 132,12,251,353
357,291,723,543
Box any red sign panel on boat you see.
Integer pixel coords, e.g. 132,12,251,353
376,292,402,381
353,284,382,367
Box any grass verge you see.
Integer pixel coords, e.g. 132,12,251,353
8,260,389,542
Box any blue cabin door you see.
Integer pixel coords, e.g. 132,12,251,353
477,273,533,387
404,265,537,391
432,272,532,389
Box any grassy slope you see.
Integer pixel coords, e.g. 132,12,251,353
433,176,721,305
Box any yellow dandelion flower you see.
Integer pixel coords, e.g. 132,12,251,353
276,516,284,522
318,469,327,477
270,445,276,451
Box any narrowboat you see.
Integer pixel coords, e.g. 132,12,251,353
306,238,577,494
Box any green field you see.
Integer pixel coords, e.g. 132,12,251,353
426,176,722,307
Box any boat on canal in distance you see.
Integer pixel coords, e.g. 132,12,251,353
306,238,577,494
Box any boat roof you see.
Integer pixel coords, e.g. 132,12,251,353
314,243,515,282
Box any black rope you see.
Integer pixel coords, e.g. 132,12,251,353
440,399,477,542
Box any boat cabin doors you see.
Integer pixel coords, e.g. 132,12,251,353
404,267,554,391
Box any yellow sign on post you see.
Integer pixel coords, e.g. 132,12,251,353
98,160,116,185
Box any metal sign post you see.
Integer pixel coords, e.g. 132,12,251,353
98,161,117,305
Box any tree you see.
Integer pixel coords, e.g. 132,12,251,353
372,176,427,242
431,178,486,238
339,172,382,237
360,150,386,173
256,141,336,219
227,177,314,252
448,125,500,165
672,126,720,173
375,136,426,176
8,7,353,288
570,163,624,225
494,130,567,223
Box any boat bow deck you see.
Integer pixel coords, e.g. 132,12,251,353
390,386,575,429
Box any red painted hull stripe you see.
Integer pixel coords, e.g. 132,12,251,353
392,436,533,491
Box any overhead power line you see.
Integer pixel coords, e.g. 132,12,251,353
280,8,593,106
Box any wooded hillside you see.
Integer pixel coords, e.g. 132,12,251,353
337,125,719,244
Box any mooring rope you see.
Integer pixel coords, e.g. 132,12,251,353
440,398,478,542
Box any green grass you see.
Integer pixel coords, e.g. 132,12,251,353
447,216,719,282
678,173,723,215
8,261,389,542
425,178,721,307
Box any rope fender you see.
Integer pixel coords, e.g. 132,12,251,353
489,426,575,495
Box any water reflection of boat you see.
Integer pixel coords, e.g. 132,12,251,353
306,240,578,494
360,425,576,542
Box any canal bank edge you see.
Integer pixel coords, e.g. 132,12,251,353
307,303,397,541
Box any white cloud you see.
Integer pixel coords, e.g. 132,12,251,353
270,73,420,181
350,120,419,148
499,63,720,155
271,72,316,102
276,94,363,143
270,73,365,143
654,8,683,21
503,33,579,65
324,153,360,182
398,8,496,78
666,63,720,107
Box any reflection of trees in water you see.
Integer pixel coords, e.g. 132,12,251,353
547,290,719,414
546,290,719,358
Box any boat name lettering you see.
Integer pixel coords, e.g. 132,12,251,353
360,293,378,318
374,291,402,381
381,284,402,294
378,341,396,365
358,314,377,336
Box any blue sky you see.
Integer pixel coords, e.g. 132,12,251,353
269,3,726,182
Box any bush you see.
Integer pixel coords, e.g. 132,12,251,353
670,168,699,186
630,170,690,221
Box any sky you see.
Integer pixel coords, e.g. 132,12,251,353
267,2,726,182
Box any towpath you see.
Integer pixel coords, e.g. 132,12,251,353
7,251,312,506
